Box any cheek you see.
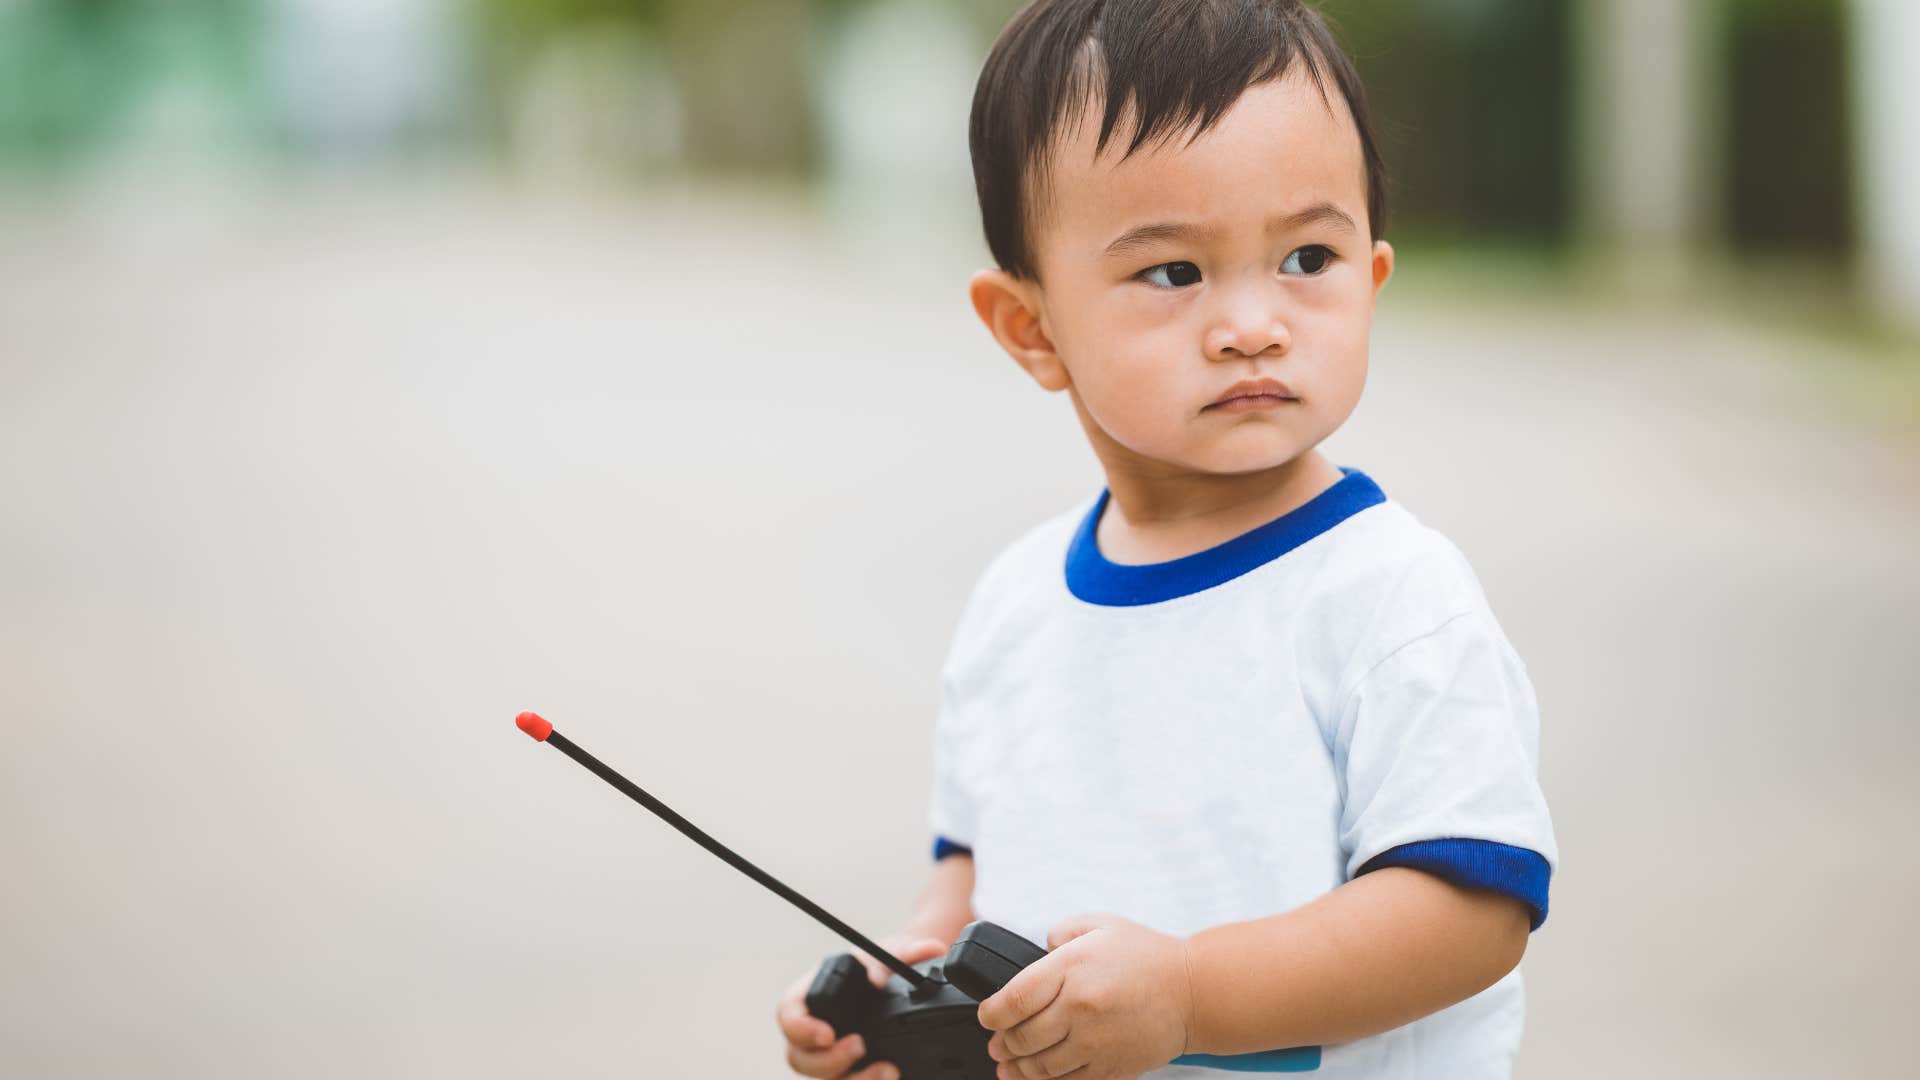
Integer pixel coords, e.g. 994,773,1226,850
1091,328,1196,421
1297,292,1372,381
1061,300,1186,384
1309,340,1369,414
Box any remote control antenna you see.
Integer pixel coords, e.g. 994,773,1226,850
515,711,933,991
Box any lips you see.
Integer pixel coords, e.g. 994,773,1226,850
1207,377,1298,408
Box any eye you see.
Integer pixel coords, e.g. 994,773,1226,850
1139,261,1203,289
1280,245,1335,275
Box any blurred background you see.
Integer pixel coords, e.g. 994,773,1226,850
1,1,1914,1078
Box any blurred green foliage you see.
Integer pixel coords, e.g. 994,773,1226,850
481,0,672,34
0,0,257,161
0,0,1864,258
1725,0,1853,252
1322,0,1575,245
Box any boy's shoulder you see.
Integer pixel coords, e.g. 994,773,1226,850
1305,495,1491,616
1295,494,1530,716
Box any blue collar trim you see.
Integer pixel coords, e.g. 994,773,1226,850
1064,467,1386,607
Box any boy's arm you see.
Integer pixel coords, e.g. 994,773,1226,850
1181,866,1531,1054
896,853,978,944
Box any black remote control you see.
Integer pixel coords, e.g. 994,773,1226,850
806,920,1050,1078
514,711,1049,1078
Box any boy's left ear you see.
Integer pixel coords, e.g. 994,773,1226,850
1369,240,1395,299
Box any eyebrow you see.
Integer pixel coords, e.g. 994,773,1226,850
1102,201,1359,259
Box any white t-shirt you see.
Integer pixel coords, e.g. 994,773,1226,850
927,468,1557,1078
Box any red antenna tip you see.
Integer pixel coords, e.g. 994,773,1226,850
516,711,554,741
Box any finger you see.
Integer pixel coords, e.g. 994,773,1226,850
1045,913,1113,951
784,1033,865,1078
864,939,948,988
859,949,893,989
856,945,896,989
776,982,837,1049
844,1061,903,1080
1018,1034,1090,1080
977,954,1066,1032
1000,1060,1089,1080
988,995,1071,1061
904,937,948,958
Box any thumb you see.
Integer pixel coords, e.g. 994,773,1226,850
907,937,950,959
864,939,945,988
1047,913,1116,950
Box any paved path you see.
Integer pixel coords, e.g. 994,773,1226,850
2,180,1915,1078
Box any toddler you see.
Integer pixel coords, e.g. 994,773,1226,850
776,1,1556,1077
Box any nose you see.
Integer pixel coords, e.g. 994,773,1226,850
1203,278,1291,361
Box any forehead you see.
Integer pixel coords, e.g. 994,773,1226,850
1032,68,1367,266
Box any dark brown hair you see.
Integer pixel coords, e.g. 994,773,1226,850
969,0,1388,281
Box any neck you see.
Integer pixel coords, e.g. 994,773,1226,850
1072,394,1345,564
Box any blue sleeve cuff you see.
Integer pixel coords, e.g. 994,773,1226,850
932,836,973,861
1356,838,1552,930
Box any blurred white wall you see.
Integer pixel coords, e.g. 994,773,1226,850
1853,0,1920,333
815,0,980,213
262,0,467,151
506,26,685,186
1576,0,1718,281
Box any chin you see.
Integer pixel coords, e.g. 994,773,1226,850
1184,447,1307,476
1183,434,1312,476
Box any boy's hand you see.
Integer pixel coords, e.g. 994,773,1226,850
852,933,951,995
978,914,1193,1080
775,933,950,1080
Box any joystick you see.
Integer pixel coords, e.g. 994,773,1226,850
513,711,1043,1078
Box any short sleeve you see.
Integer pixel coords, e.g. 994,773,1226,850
927,658,979,860
1334,610,1558,928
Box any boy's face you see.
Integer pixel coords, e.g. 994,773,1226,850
972,69,1393,480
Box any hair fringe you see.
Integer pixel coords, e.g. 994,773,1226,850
971,0,1388,281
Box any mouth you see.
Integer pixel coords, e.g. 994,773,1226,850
1205,378,1299,411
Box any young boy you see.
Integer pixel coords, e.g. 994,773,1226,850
776,1,1555,1077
